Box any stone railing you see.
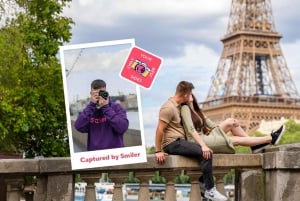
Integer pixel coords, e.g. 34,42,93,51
0,143,300,201
201,95,300,108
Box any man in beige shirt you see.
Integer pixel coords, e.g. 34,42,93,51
155,81,227,201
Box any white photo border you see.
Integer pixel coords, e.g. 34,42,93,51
59,39,147,170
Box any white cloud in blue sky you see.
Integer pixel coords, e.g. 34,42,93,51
60,41,136,103
63,0,300,147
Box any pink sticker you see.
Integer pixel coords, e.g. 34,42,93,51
120,46,162,89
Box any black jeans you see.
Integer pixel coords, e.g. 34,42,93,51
163,138,214,190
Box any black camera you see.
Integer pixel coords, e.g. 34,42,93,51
99,90,109,100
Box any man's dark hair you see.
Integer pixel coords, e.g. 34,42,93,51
91,79,106,89
176,81,194,96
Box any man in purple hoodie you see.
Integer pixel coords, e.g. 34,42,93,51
74,79,129,151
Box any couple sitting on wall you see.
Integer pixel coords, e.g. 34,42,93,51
155,80,285,201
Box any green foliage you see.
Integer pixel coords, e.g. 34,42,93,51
224,169,235,185
249,131,266,137
151,171,166,184
146,146,155,154
280,119,300,144
0,0,73,157
234,145,251,153
174,170,190,184
234,119,300,153
123,172,139,183
74,174,82,183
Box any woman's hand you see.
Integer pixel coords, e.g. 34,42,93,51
201,145,213,160
232,118,239,127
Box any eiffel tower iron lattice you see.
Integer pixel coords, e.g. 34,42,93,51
201,0,300,132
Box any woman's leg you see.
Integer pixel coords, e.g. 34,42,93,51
230,135,272,146
219,118,248,137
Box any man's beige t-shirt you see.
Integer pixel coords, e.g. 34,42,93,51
159,98,185,148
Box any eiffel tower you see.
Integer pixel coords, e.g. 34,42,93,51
201,0,300,132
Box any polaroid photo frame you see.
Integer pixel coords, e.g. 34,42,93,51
59,39,147,170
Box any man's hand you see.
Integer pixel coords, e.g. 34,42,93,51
90,89,109,107
97,96,109,107
155,152,168,165
90,90,100,104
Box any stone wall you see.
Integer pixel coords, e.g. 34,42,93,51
263,143,300,201
0,143,300,201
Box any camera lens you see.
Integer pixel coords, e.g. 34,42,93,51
99,90,109,100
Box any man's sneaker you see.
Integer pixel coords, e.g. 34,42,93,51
205,187,227,201
200,181,205,197
200,181,211,201
271,125,285,145
251,143,270,153
199,176,208,200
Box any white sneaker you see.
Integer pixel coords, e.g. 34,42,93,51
200,182,211,201
204,187,227,201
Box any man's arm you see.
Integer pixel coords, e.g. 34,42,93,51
74,102,97,133
155,120,168,164
75,91,99,133
101,103,129,134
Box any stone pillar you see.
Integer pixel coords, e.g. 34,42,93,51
263,143,300,201
135,172,153,201
34,176,47,201
109,172,128,201
46,175,74,201
214,171,226,195
6,178,23,201
186,171,201,201
81,174,99,201
160,170,180,201
239,169,264,201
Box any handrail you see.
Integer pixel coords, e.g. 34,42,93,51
1,140,300,201
0,154,262,174
0,154,262,201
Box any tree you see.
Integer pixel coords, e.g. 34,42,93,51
280,119,300,144
146,146,155,154
0,0,73,157
235,119,300,153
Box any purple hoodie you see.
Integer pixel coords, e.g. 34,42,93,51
74,98,129,151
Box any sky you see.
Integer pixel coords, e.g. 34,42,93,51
62,0,300,147
59,40,137,103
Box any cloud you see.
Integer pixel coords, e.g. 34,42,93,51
64,48,130,73
141,106,160,146
63,0,300,147
281,40,300,89
64,0,231,58
71,0,230,25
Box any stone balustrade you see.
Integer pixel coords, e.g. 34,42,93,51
0,143,300,201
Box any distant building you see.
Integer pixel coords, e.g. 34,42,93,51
70,94,138,118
